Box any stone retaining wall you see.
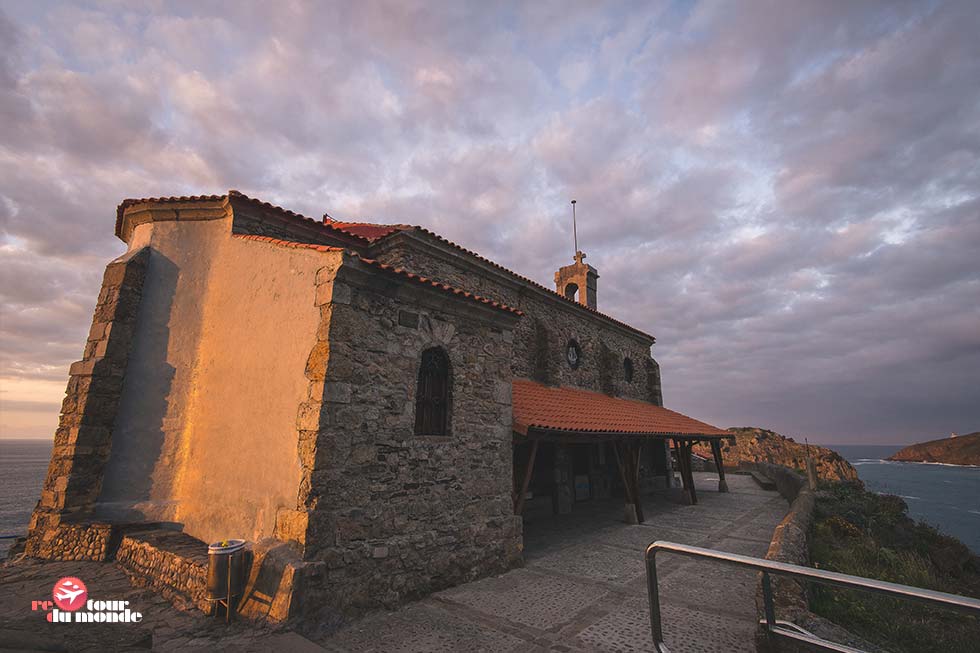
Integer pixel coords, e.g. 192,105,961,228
114,529,210,613
24,522,114,562
753,464,884,653
756,465,813,629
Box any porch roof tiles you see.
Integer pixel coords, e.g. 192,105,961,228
512,379,728,439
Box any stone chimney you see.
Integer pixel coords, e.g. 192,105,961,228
554,251,599,309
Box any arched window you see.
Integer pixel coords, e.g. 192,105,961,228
565,339,582,369
623,357,634,382
564,283,579,301
414,347,451,436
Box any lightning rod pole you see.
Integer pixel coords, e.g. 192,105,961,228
571,199,578,256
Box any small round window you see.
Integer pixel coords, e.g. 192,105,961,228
623,357,634,382
565,340,582,369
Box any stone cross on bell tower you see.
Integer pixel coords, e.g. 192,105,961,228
555,199,599,309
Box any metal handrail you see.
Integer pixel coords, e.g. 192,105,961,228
645,540,980,653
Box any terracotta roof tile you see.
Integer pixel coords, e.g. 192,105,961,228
115,193,226,236
232,235,522,316
322,217,411,242
232,234,345,253
512,379,727,438
357,256,524,316
113,191,650,339
115,191,375,246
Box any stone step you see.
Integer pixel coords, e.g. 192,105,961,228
750,471,776,491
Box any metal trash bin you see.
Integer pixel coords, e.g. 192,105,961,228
207,539,246,621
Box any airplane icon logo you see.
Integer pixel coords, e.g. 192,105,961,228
52,577,87,611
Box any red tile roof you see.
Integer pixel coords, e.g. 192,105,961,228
115,191,376,247
232,235,523,316
114,191,651,340
115,193,226,237
512,379,728,438
357,256,524,316
322,217,410,242
232,234,345,253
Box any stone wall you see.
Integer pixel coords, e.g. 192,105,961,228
299,255,523,619
25,247,150,560
370,235,663,405
115,529,210,613
24,522,114,562
753,464,884,653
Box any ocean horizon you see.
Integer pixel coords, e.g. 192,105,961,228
0,438,52,557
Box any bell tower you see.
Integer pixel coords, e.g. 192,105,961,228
555,251,599,309
555,199,599,309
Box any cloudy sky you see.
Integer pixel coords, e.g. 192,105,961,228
1,1,978,445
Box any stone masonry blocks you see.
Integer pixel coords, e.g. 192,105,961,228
25,247,150,560
296,260,523,622
373,241,662,402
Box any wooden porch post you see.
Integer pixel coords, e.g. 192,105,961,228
674,439,698,505
514,439,540,516
671,439,688,504
613,441,643,523
710,438,729,493
631,442,645,523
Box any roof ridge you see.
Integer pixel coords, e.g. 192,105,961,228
114,190,377,245
113,191,651,340
231,234,522,316
396,228,655,342
226,191,374,243
353,254,523,316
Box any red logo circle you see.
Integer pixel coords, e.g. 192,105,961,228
52,577,87,611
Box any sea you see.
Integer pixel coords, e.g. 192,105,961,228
0,439,52,558
828,444,980,554
1,439,979,557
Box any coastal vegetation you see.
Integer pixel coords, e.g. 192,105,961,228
887,431,980,466
809,481,980,653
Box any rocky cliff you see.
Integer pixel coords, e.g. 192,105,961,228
694,427,859,482
887,432,980,466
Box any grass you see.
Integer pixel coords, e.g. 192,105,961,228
809,481,980,652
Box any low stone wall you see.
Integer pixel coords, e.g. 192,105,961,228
754,459,811,621
752,464,884,653
24,521,114,562
115,529,210,613
751,462,806,503
113,529,307,625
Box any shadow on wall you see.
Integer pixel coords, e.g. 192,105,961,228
96,252,178,525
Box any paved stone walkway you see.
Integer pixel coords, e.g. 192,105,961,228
0,557,322,652
0,473,785,652
319,472,786,653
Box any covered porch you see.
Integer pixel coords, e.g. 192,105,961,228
510,380,732,524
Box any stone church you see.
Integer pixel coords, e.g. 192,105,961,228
25,191,729,622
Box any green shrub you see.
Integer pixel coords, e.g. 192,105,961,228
809,483,980,652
